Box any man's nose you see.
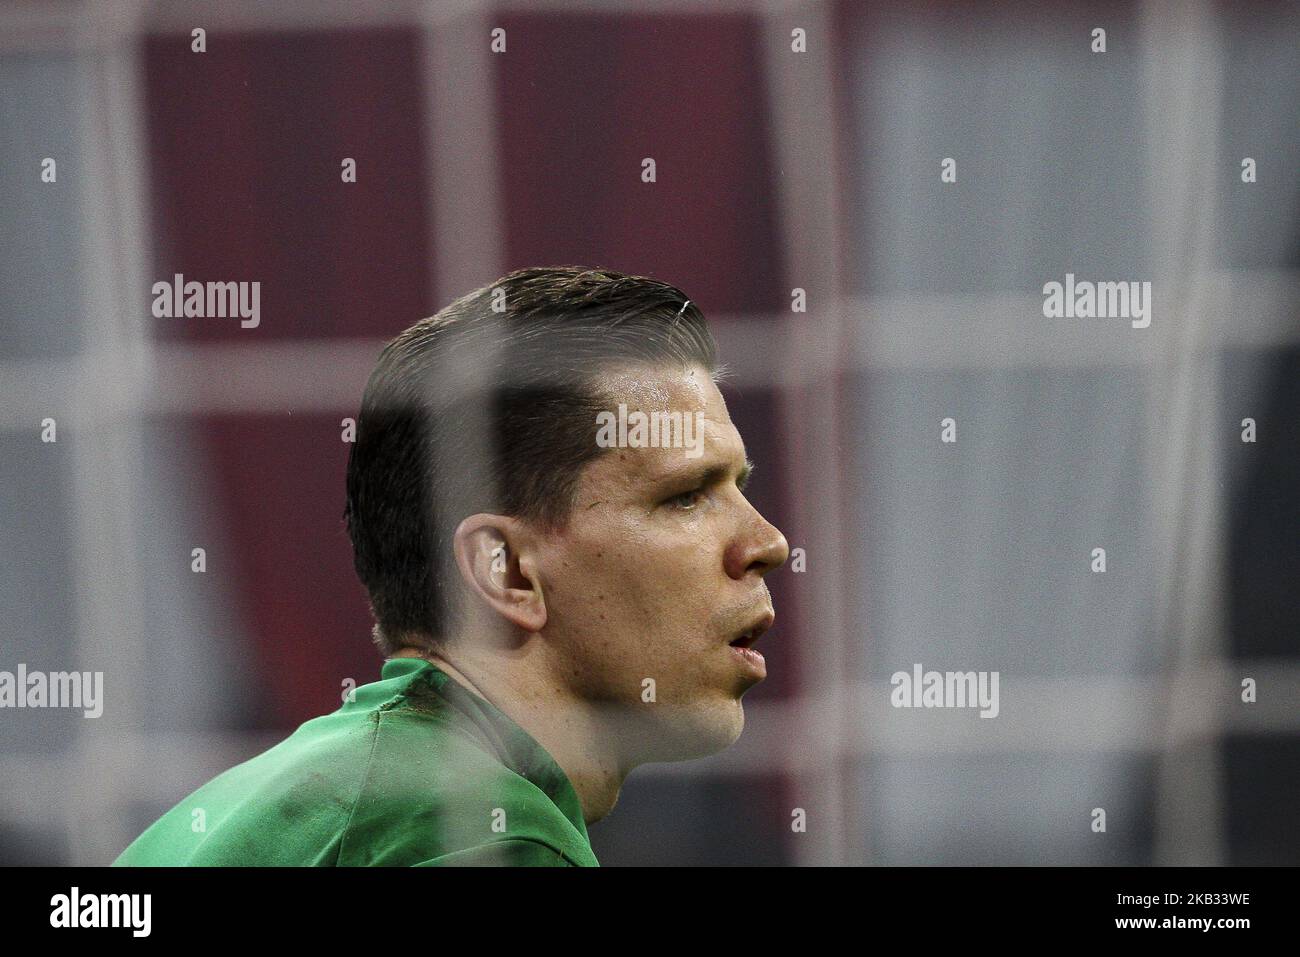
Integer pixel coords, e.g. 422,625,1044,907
726,507,790,580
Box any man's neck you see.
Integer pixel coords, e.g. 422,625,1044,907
392,645,626,825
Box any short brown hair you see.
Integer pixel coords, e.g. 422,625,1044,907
343,265,720,657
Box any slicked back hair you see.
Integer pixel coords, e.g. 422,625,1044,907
343,265,721,657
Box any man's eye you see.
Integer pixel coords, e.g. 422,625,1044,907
666,489,704,510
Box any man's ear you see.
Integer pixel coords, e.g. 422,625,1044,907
451,514,547,634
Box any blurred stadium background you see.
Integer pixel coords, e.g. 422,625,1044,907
1,0,1297,865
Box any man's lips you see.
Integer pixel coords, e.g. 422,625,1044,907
728,610,775,649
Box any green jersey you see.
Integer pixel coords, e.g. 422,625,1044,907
113,657,598,866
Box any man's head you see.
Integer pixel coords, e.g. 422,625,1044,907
344,266,788,763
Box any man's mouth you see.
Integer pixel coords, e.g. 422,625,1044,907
728,612,774,649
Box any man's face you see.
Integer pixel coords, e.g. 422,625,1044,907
534,363,789,763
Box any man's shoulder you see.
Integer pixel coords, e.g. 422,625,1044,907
113,669,595,867
112,701,391,866
336,705,596,866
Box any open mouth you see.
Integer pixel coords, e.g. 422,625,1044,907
728,614,773,649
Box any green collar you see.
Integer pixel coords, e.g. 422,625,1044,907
379,657,591,845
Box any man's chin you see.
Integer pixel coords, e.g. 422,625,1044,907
634,697,746,764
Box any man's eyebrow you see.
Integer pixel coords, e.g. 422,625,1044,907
659,457,754,491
